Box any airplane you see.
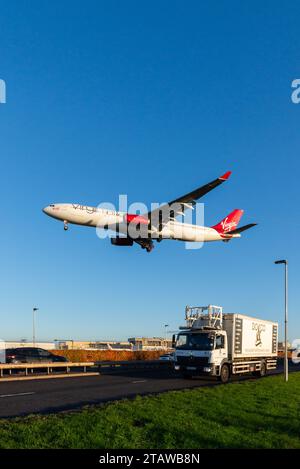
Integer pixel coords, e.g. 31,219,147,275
43,171,257,252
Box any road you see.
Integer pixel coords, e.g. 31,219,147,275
0,363,296,418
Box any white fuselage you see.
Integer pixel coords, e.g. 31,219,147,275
43,203,237,242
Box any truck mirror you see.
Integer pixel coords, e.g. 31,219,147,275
172,334,176,348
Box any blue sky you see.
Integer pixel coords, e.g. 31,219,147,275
0,1,299,342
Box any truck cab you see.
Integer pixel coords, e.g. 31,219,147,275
174,329,227,378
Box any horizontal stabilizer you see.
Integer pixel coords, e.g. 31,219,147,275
226,223,257,235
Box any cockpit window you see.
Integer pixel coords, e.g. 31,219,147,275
50,204,55,207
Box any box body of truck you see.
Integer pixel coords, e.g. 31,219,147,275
223,313,278,359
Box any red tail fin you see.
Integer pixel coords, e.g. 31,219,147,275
212,209,244,234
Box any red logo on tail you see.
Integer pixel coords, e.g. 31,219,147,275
212,209,244,234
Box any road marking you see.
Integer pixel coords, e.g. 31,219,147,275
0,372,99,383
0,392,35,398
132,380,147,384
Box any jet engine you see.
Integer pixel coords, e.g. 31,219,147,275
111,237,134,246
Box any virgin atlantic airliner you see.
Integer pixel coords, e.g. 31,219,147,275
43,171,256,252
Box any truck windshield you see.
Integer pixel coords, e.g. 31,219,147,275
176,333,214,351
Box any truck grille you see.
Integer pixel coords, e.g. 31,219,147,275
176,356,209,367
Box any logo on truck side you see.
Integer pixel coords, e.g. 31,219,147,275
252,322,266,347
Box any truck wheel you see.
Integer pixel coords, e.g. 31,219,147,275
219,364,230,384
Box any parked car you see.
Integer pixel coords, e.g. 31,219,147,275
5,347,68,364
159,353,175,362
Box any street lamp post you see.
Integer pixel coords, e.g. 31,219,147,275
164,324,169,348
274,260,288,382
32,307,39,347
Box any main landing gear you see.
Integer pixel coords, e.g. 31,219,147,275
136,239,154,253
64,221,69,231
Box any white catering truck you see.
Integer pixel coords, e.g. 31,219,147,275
173,305,278,383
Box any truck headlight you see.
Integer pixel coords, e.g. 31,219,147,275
174,365,180,371
203,367,211,373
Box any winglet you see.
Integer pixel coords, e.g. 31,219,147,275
219,170,232,181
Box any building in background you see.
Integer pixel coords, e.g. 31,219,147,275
128,337,173,351
5,337,173,351
55,340,132,351
5,341,55,350
89,341,132,351
278,341,292,352
55,338,173,351
56,338,172,351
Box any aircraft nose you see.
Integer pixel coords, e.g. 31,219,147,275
43,205,51,215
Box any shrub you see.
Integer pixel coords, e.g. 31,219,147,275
51,349,164,362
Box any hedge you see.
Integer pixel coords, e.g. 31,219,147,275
51,349,165,362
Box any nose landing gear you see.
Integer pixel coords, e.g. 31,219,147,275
64,221,69,231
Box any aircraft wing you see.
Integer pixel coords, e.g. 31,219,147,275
145,171,232,231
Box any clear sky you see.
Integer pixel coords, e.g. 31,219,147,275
0,1,299,343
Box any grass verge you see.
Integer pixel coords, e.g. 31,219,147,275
0,373,299,448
